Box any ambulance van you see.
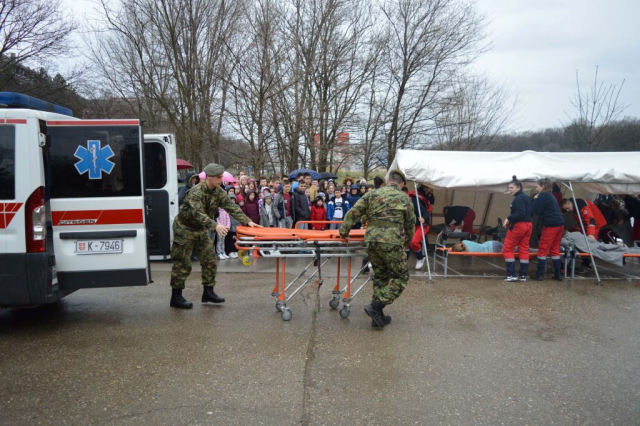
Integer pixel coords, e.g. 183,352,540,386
0,93,176,307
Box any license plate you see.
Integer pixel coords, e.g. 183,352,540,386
75,239,123,255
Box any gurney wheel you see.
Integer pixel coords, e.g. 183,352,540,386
275,300,284,312
237,250,247,258
329,298,339,310
339,306,350,318
281,308,292,321
241,256,253,266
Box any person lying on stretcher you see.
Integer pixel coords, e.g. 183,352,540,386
451,240,504,253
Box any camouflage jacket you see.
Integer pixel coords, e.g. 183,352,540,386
175,182,250,232
339,183,415,246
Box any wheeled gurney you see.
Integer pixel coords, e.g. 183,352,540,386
235,224,372,321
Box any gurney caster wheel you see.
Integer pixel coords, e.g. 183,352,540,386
281,308,292,321
339,306,350,318
237,250,247,258
329,298,340,310
276,300,284,312
242,257,253,266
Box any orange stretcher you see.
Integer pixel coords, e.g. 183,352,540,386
235,223,370,321
433,230,569,278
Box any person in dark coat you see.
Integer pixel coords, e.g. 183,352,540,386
293,181,311,229
531,178,565,281
443,205,475,233
178,172,200,206
502,176,533,282
243,190,261,224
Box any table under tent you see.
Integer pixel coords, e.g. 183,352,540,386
388,150,640,283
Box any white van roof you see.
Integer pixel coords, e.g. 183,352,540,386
0,108,79,121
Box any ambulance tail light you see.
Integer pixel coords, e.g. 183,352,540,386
25,186,46,253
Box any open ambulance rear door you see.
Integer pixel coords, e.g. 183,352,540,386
143,134,178,258
46,119,150,290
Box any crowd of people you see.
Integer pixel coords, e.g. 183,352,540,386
497,176,640,282
171,164,640,326
179,170,436,263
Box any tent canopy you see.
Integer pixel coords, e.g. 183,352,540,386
388,150,640,194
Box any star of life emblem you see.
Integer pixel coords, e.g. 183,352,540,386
74,140,115,179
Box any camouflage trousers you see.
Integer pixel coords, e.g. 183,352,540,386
367,242,409,305
170,223,217,290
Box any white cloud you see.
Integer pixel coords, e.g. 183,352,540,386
473,0,640,130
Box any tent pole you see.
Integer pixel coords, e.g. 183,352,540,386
566,182,602,284
414,181,433,283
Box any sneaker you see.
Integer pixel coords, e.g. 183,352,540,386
503,276,518,282
229,252,238,259
218,254,227,260
415,258,425,270
518,276,527,282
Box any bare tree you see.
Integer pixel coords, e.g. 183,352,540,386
563,66,628,151
226,0,285,176
0,0,77,88
432,74,517,151
86,0,244,169
380,0,487,166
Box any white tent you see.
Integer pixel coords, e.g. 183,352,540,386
388,150,640,194
388,149,640,283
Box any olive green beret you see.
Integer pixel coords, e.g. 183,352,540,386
203,163,224,176
389,169,407,184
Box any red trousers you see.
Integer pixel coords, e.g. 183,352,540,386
409,224,430,252
633,219,640,241
537,225,563,259
503,222,532,261
449,209,476,233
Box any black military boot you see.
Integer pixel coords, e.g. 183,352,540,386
364,300,386,328
372,306,392,328
202,286,225,303
170,289,193,309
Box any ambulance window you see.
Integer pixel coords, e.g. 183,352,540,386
0,126,16,200
144,142,167,189
48,126,142,198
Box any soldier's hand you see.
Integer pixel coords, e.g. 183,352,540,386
418,217,425,223
247,221,262,228
216,224,230,237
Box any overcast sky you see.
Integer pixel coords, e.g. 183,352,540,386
64,0,639,133
472,0,640,131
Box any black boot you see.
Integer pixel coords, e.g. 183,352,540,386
170,289,193,309
202,286,225,303
372,306,392,328
364,300,386,328
531,259,546,281
552,259,564,281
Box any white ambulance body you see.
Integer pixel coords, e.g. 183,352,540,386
0,93,176,306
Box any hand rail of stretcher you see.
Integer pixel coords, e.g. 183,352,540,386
236,226,365,240
574,252,640,258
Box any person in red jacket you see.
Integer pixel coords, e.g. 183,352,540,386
562,198,606,239
562,197,607,273
310,197,327,230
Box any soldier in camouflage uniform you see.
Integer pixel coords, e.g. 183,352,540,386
339,170,415,328
170,163,260,309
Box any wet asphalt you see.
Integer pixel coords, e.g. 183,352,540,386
1,257,639,425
